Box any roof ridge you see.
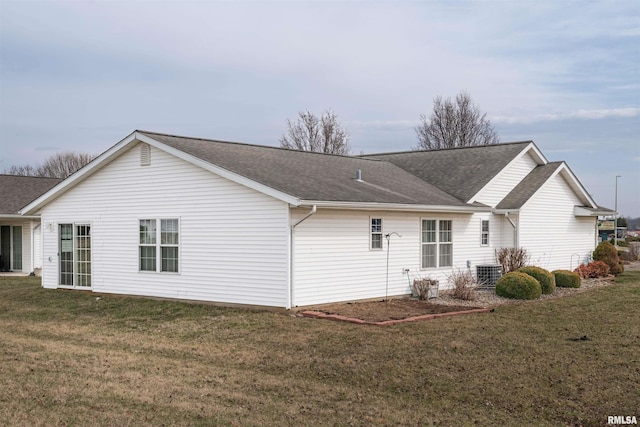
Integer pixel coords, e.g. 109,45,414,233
362,140,533,157
0,174,62,180
137,129,387,162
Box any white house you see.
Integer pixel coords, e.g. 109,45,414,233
21,130,612,308
1,175,61,274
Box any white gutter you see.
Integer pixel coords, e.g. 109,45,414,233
300,201,490,213
288,205,317,309
1,214,41,220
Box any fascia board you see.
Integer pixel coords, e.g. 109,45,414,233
299,200,492,213
467,142,544,204
136,133,301,206
556,163,598,208
512,163,597,212
574,206,616,216
0,214,41,219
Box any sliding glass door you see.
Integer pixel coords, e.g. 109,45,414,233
59,224,91,287
0,225,23,272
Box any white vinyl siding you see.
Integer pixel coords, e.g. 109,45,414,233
39,142,290,307
471,151,539,207
292,210,499,306
519,172,597,271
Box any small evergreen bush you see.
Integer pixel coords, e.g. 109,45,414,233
552,270,581,288
574,261,610,279
593,241,623,275
495,272,542,300
517,266,556,294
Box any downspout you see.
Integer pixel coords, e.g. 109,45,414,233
505,212,518,248
289,205,317,309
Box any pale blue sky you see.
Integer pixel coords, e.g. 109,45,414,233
1,0,639,216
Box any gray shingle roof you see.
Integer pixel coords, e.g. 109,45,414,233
140,131,469,206
362,142,532,202
0,175,62,215
496,162,563,209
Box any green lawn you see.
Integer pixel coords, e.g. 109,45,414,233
1,273,639,426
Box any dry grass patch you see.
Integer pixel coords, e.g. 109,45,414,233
1,274,639,426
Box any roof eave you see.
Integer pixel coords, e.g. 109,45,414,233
574,206,617,217
466,141,545,204
298,200,492,213
21,131,302,215
21,131,140,215
0,214,41,219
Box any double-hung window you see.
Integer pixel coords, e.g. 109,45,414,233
370,218,383,250
481,220,490,246
139,218,179,273
421,219,453,268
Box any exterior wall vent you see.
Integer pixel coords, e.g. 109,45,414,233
140,143,151,166
476,264,502,288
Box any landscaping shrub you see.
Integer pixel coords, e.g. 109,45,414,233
495,247,530,273
517,266,556,294
447,269,477,301
495,272,542,300
593,241,623,275
552,270,581,288
574,261,609,279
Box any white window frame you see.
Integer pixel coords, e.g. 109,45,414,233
481,219,490,246
421,218,453,269
370,217,383,250
139,218,180,273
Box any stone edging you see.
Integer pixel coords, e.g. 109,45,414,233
301,308,491,326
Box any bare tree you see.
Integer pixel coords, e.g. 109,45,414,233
280,109,350,155
4,164,39,176
3,152,95,179
415,91,500,150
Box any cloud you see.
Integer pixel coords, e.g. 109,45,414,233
493,108,640,125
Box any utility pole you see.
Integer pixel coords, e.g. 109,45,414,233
614,175,621,247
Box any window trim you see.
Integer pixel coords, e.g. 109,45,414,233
139,218,180,274
421,218,453,269
370,217,383,251
480,219,490,246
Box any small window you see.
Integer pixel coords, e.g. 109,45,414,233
481,220,490,246
370,218,382,250
139,218,179,272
